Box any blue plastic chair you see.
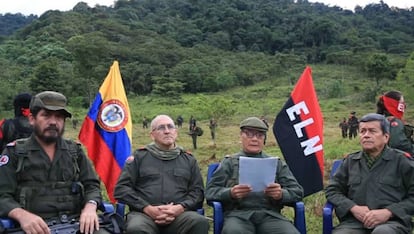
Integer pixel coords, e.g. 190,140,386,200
206,162,307,234
322,159,343,234
0,202,115,230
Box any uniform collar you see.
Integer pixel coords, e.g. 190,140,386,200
353,146,392,161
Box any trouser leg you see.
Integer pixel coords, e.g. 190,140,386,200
222,216,255,234
163,211,209,234
124,212,158,234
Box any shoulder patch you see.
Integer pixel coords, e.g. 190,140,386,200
125,155,135,164
403,152,413,159
6,141,16,147
0,155,9,166
185,150,193,156
391,121,399,127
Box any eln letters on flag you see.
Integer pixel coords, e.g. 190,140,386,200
273,66,324,197
79,60,132,203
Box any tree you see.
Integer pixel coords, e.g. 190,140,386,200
365,53,392,87
30,59,64,94
151,76,184,104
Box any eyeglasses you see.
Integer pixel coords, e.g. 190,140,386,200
153,124,176,132
242,130,265,139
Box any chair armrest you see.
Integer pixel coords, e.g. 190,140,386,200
115,203,126,217
102,202,114,213
1,218,15,229
294,201,307,234
322,202,334,234
196,208,205,216
207,201,223,234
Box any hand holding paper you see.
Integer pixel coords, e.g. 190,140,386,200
230,184,252,199
239,156,278,192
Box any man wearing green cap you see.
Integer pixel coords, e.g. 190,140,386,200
0,91,110,234
205,116,303,234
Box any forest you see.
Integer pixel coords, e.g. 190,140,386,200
0,0,414,111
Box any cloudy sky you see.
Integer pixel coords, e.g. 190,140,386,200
0,0,413,16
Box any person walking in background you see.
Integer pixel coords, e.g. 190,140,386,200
176,115,183,128
325,113,414,234
0,93,33,152
72,118,79,129
206,117,303,234
114,114,209,234
348,111,359,139
189,115,196,131
209,117,217,144
339,117,349,139
189,125,198,150
0,91,110,234
142,116,149,129
377,90,414,156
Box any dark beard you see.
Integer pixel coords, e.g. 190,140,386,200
34,125,64,144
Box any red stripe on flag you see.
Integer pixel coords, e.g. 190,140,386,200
291,67,324,175
79,116,122,203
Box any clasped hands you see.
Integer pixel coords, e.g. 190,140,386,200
350,205,393,229
230,183,283,200
144,203,185,225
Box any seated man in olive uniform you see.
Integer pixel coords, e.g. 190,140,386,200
0,91,109,234
326,113,414,234
114,114,209,234
206,117,303,234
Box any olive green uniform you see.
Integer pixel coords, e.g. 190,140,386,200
325,147,414,234
387,117,414,156
114,147,208,234
0,135,105,232
205,151,303,234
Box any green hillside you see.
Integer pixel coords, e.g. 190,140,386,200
1,0,414,110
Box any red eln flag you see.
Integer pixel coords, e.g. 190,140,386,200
79,61,132,203
273,66,324,196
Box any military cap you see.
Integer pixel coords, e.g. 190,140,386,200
30,91,72,118
240,117,268,132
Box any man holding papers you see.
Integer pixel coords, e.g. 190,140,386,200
206,117,303,234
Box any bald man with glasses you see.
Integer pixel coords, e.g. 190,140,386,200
205,116,303,234
114,114,209,234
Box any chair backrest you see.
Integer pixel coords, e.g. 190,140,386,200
207,162,220,183
330,159,343,179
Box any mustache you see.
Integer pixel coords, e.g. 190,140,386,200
45,126,59,131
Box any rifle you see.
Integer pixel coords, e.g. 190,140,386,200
2,213,123,234
3,219,79,234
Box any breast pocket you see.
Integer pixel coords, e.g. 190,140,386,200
173,168,191,188
378,176,402,202
137,169,161,189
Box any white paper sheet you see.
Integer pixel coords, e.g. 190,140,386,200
239,156,277,192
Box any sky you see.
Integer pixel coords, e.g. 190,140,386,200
308,0,413,10
0,0,413,16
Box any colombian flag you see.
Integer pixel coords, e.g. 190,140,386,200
273,66,324,197
79,61,132,203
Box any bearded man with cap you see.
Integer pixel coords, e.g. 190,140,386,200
0,91,110,234
0,93,33,151
205,116,303,234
